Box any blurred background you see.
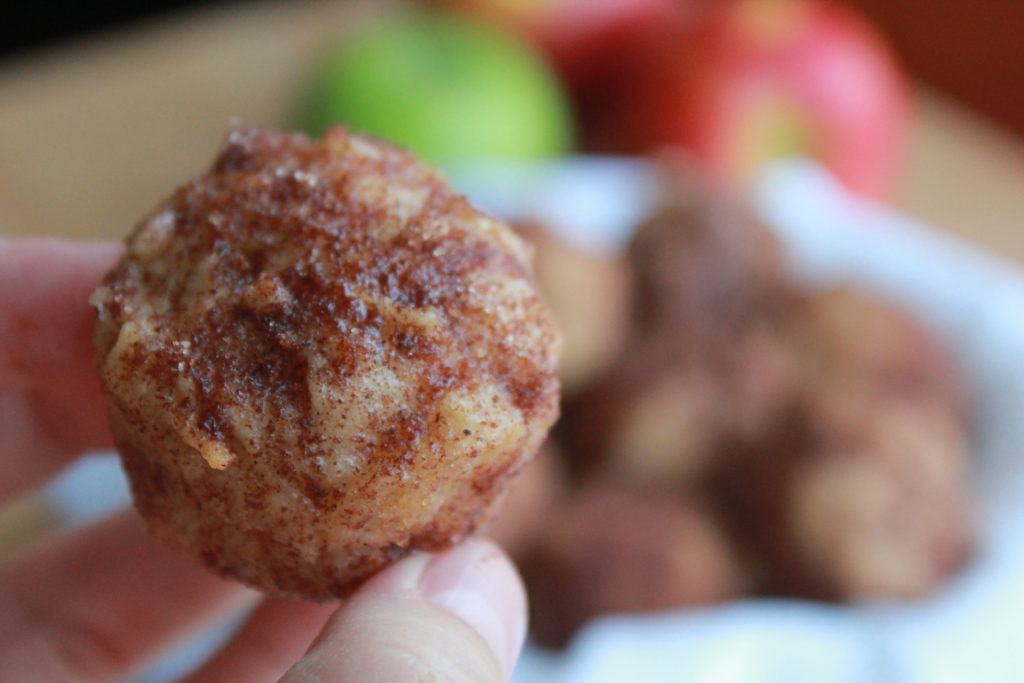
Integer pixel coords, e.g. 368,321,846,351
4,0,1024,139
2,0,1024,679
0,0,1022,252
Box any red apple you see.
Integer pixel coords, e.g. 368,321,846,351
437,0,686,89
589,0,911,198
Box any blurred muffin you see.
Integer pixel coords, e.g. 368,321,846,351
627,190,806,439
560,191,804,488
530,164,975,628
522,482,744,648
627,190,790,339
485,442,566,561
791,399,973,599
800,287,966,417
559,340,724,487
514,221,633,393
711,288,973,600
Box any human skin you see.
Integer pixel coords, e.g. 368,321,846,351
0,238,526,682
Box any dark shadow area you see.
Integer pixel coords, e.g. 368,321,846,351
1,0,232,57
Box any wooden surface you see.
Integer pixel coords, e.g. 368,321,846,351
1,0,1023,555
0,0,382,242
901,91,1024,263
848,0,1024,139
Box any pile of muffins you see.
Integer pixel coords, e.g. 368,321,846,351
490,171,975,648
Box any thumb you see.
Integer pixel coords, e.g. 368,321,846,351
281,539,527,683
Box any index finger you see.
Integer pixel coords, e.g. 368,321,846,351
0,238,121,501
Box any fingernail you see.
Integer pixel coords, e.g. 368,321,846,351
419,539,526,677
360,550,432,596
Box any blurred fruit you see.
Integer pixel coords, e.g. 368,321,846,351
588,0,910,197
297,13,572,163
437,0,683,89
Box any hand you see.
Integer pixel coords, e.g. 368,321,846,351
0,238,527,682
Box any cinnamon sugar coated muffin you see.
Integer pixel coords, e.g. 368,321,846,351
91,125,561,599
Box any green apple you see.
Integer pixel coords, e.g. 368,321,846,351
296,13,573,163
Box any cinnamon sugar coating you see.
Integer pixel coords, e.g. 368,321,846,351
92,126,560,599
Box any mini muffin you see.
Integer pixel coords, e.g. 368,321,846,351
789,397,974,599
559,192,804,487
91,125,561,600
513,221,632,394
786,289,973,599
626,191,790,339
522,482,744,648
800,287,966,417
484,442,566,561
628,191,804,440
711,289,973,601
559,342,725,487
